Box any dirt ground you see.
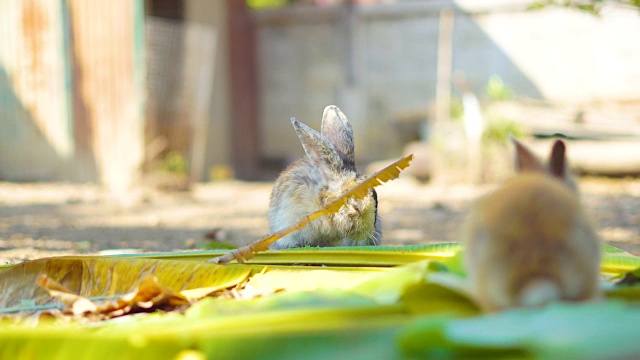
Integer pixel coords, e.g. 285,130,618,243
0,176,639,265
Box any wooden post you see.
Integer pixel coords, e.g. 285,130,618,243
431,8,455,185
435,9,454,126
227,0,260,180
68,0,145,193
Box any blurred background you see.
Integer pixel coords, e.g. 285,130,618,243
0,0,639,261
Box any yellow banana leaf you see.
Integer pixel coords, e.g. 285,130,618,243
0,243,638,359
114,242,461,267
0,257,252,313
111,242,635,276
601,244,640,275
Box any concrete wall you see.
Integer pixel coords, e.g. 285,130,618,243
254,1,640,164
471,4,640,102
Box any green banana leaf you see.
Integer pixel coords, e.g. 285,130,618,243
0,243,639,360
399,301,640,359
113,242,462,266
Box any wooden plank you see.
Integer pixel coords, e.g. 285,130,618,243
68,0,145,192
530,123,640,140
0,0,73,181
487,101,640,140
528,139,640,176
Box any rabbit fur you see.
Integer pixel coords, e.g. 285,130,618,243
462,138,601,312
268,105,381,249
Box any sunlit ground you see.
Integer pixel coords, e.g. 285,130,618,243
0,176,638,265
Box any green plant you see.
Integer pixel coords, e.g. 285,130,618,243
450,96,465,122
158,151,188,175
485,75,513,101
246,0,289,9
527,0,640,15
482,117,526,144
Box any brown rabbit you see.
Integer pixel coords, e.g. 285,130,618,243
462,138,601,312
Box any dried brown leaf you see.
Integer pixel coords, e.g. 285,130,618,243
37,275,192,319
102,276,189,316
37,274,97,315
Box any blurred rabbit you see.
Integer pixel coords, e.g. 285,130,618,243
462,138,601,312
268,105,381,249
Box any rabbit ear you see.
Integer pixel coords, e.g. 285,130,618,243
291,117,343,171
321,105,356,171
512,137,546,173
548,139,567,180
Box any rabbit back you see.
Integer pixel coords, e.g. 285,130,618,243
463,174,600,311
463,139,601,312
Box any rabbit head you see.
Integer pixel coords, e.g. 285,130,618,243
269,105,381,249
512,137,577,192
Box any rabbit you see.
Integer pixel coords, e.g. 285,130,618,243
268,105,381,249
462,138,601,312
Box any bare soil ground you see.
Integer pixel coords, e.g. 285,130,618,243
0,177,639,265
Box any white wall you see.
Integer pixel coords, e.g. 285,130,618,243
474,5,640,102
255,1,640,163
